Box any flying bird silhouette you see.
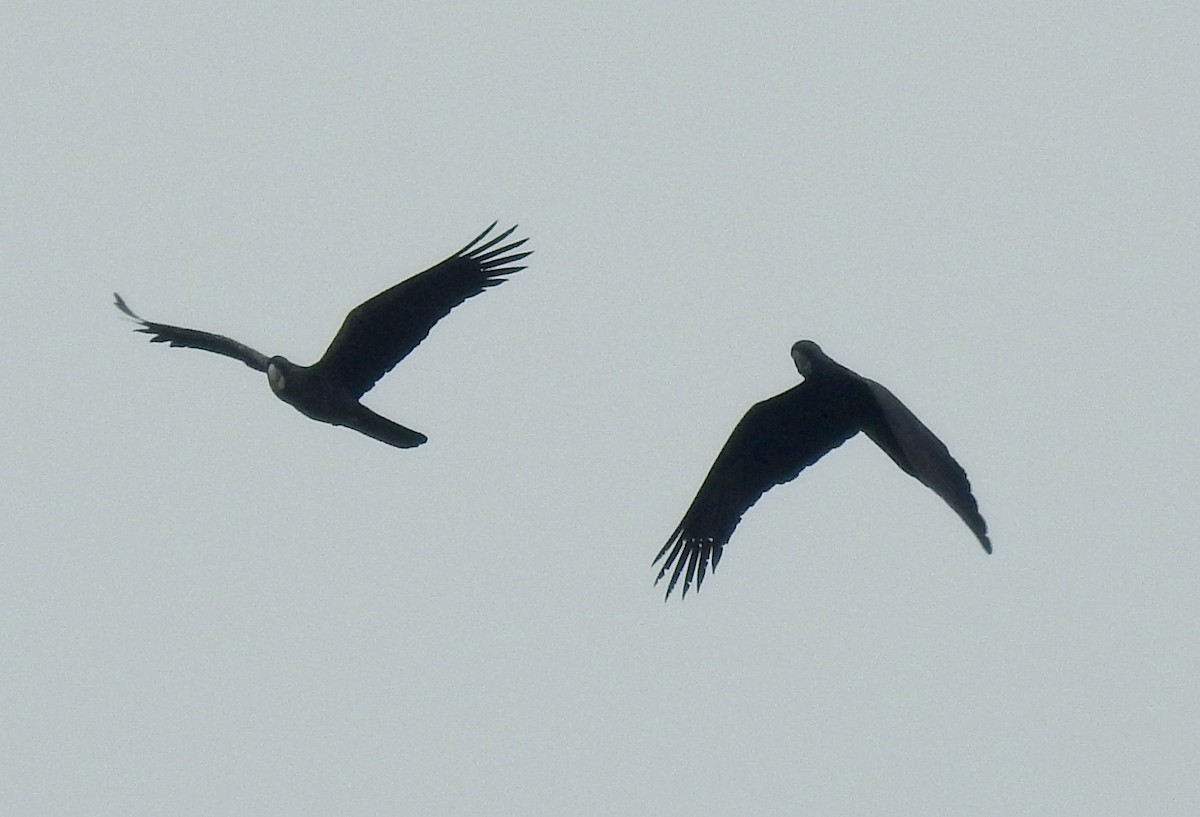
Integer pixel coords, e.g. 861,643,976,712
115,222,530,449
655,340,990,599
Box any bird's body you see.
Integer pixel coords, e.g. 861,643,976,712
655,340,990,598
262,355,427,448
116,223,530,449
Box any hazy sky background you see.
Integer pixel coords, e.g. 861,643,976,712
3,2,1198,814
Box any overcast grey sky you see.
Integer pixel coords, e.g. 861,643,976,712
3,2,1198,814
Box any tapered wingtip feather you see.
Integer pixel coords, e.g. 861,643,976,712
458,221,500,255
113,292,139,320
460,222,520,257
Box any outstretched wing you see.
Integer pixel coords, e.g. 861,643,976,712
862,380,991,552
655,383,864,599
311,223,531,398
114,293,270,372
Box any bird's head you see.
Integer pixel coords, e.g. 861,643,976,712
266,356,289,394
790,340,825,378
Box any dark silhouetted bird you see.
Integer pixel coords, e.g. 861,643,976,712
655,340,990,598
115,223,530,449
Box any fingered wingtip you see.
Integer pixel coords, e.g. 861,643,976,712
463,222,522,257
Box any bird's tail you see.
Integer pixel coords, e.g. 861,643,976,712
345,405,428,449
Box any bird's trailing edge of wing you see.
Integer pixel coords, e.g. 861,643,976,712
113,293,271,372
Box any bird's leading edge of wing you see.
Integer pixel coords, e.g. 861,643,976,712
654,383,863,599
113,293,270,372
861,379,991,552
312,223,531,398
